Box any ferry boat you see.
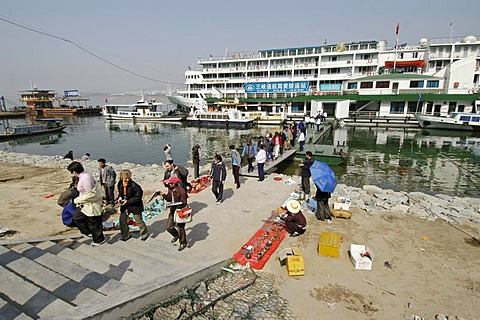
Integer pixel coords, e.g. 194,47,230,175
415,112,480,131
18,88,102,116
168,33,480,121
103,93,185,122
186,109,254,128
0,118,66,140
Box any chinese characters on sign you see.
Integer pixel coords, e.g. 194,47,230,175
245,81,310,93
64,90,79,97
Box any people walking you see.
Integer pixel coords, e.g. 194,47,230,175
210,154,227,204
68,161,105,246
159,176,188,251
298,129,306,151
229,145,241,189
299,151,314,197
117,169,148,241
242,139,257,173
164,144,173,161
98,158,116,206
265,134,274,161
256,144,267,181
192,144,201,180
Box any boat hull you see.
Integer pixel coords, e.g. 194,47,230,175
186,118,254,128
105,114,185,122
0,126,66,141
42,108,102,116
415,114,480,131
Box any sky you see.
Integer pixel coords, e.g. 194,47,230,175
1,0,479,106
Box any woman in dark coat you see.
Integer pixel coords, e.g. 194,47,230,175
281,200,307,237
117,169,148,241
315,186,332,221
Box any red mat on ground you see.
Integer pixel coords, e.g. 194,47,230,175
233,209,287,270
189,175,212,194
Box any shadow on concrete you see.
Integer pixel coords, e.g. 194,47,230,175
222,188,234,201
147,218,168,239
186,222,209,248
189,201,208,215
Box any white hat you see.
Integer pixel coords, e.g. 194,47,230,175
286,200,301,213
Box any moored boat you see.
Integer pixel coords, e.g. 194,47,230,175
415,112,480,131
186,109,254,128
103,93,186,122
0,118,66,140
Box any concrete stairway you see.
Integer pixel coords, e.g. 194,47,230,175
0,235,228,319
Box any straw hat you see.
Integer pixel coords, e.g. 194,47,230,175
164,176,181,185
286,200,301,213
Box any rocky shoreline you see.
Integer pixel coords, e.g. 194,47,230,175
2,150,479,226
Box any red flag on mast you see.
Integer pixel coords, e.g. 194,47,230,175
396,22,400,35
105,97,108,103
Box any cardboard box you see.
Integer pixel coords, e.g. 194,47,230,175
333,197,351,211
349,244,374,270
278,247,304,276
318,232,341,258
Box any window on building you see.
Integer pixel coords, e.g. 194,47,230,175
375,81,390,88
449,102,457,113
410,80,424,88
360,82,374,89
390,102,405,114
458,105,465,112
426,80,439,88
408,101,423,113
347,83,358,89
327,68,340,74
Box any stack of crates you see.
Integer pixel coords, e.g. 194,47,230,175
318,232,341,258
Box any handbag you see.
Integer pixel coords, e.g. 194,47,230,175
174,206,192,223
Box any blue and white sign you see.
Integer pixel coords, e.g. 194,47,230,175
320,83,342,91
64,90,79,97
245,81,309,93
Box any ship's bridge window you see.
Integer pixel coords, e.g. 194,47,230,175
375,81,390,88
426,80,439,88
360,82,373,89
409,80,424,88
347,83,357,89
460,116,471,121
472,117,479,122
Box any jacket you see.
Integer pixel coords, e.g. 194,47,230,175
163,165,189,190
210,161,227,182
242,144,257,158
192,148,200,164
99,165,116,187
74,187,103,217
301,158,315,177
231,150,241,166
162,186,188,209
117,179,144,214
282,211,307,228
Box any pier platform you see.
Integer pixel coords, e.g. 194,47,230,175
240,149,297,177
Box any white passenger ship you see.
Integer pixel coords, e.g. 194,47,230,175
168,33,480,121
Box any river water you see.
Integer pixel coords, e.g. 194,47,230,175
2,94,479,197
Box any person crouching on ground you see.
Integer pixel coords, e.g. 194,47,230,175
158,176,188,251
281,200,307,237
117,169,148,241
68,161,105,246
210,154,227,205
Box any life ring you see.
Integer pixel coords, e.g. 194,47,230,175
256,77,259,81
256,65,259,70
367,72,372,76
368,59,372,64
304,74,307,79
304,63,308,67
336,42,345,52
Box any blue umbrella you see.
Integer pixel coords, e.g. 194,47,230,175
310,161,337,193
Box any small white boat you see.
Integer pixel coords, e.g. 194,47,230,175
186,109,254,128
415,113,480,131
102,94,185,122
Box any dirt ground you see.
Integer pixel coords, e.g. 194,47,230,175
1,162,479,319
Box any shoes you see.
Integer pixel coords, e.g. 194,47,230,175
289,232,300,237
257,179,263,181
236,186,240,189
121,235,132,241
178,244,187,251
92,239,106,247
216,200,221,205
141,234,149,241
81,234,92,238
171,236,179,243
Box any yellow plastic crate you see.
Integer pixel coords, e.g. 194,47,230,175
318,232,341,258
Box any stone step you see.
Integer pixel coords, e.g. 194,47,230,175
62,238,173,278
35,240,145,286
0,296,31,320
0,265,77,318
0,245,103,307
10,243,128,295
